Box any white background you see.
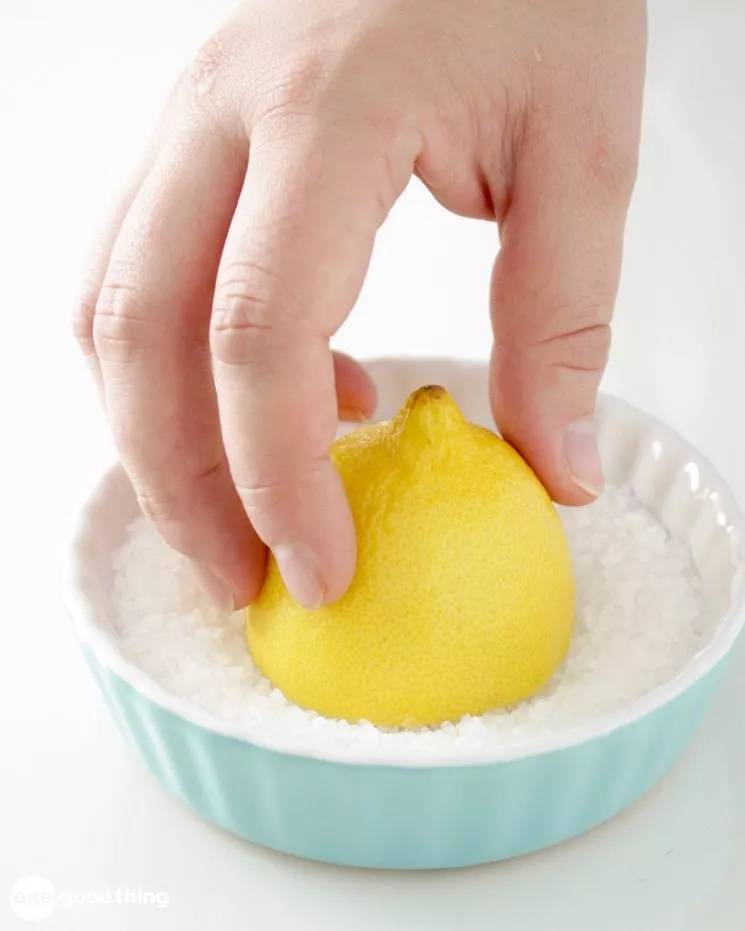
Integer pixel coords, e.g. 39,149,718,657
1,1,744,928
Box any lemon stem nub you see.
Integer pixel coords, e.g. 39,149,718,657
394,386,465,444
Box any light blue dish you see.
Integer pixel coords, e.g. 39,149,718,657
83,644,728,869
65,359,745,869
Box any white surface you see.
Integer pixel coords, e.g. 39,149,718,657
1,1,744,929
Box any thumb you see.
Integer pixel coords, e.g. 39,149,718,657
489,123,638,505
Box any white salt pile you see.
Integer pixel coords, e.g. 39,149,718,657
111,486,712,760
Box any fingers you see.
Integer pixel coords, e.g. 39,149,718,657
93,125,267,608
72,159,152,394
72,93,179,391
332,351,377,422
211,118,412,607
489,112,640,505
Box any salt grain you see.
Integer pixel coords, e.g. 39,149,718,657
111,486,713,759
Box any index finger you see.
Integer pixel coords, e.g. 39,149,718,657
211,117,412,607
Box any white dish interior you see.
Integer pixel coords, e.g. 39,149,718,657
65,359,745,766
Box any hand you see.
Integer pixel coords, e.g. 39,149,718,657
74,0,645,610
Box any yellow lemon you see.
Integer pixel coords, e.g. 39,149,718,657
247,386,575,727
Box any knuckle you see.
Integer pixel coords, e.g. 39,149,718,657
543,291,615,337
137,492,196,554
136,490,172,525
210,262,299,365
232,457,328,516
232,476,286,514
257,54,330,122
72,294,96,356
171,30,246,142
135,461,225,554
539,322,611,374
92,283,151,364
182,31,231,105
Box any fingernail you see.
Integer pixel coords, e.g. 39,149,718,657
338,407,369,423
563,416,604,497
273,543,326,609
188,559,235,613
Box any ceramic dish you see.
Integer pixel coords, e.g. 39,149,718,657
64,358,745,869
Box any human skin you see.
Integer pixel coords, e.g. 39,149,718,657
74,0,646,611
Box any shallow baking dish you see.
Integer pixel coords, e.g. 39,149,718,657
64,358,745,869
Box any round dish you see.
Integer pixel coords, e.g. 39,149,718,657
64,358,745,869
